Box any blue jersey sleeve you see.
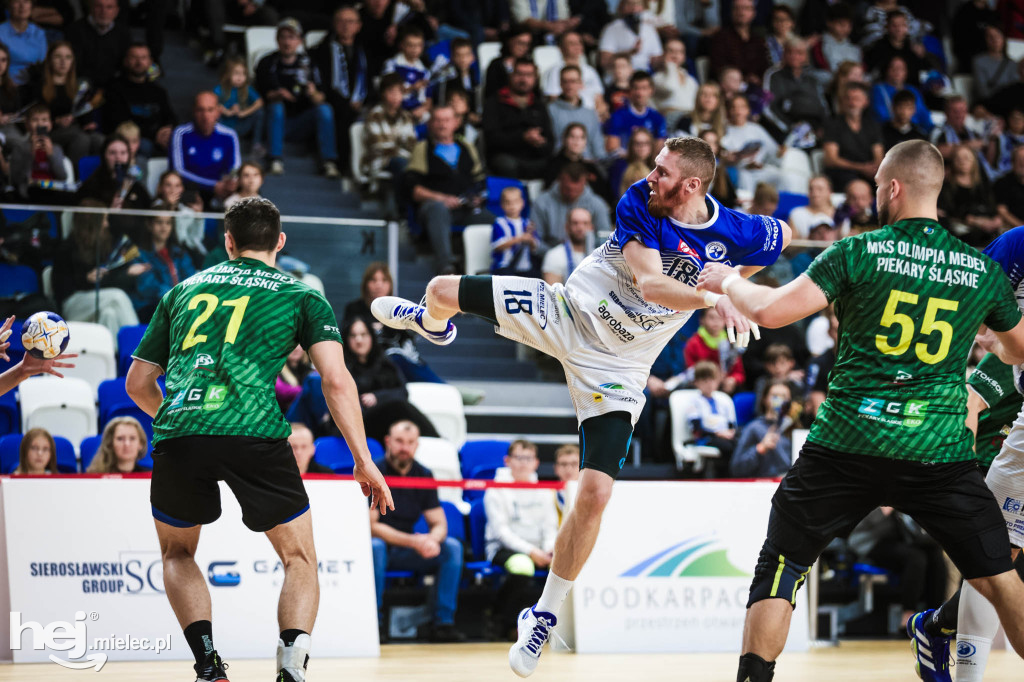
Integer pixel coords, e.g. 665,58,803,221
735,212,785,267
614,180,661,250
983,226,1024,289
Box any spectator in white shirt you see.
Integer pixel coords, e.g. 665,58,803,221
682,361,737,478
598,0,664,74
484,440,558,633
652,37,697,129
542,207,593,284
720,95,790,193
787,175,836,239
542,31,607,116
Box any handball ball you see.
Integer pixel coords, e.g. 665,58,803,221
21,311,70,360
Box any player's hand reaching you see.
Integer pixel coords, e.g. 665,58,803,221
19,352,78,378
353,459,395,516
0,315,13,361
697,264,760,348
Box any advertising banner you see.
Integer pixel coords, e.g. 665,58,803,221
1,478,378,666
573,481,809,653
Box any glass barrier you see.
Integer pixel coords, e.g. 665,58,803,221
0,202,395,330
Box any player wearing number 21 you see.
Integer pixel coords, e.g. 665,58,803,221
125,197,393,682
697,140,1024,682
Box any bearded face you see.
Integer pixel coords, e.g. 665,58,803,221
647,177,684,218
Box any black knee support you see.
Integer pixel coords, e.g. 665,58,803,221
746,540,812,609
458,275,498,325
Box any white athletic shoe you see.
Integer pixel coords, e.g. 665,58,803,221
509,606,557,678
276,633,311,682
370,296,457,346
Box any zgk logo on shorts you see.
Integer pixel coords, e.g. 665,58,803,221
596,300,635,342
1003,497,1023,515
857,398,928,427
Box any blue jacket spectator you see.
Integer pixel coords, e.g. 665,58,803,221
132,212,196,321
0,0,46,86
729,379,795,478
870,82,931,132
603,71,666,154
169,91,241,204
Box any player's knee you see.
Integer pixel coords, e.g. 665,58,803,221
426,276,459,308
747,540,811,609
576,479,613,515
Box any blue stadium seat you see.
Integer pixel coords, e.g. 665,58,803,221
468,498,490,561
0,434,20,473
117,325,148,375
2,209,59,240
77,155,101,183
0,264,39,296
80,435,102,470
464,464,499,502
98,377,155,438
313,436,355,473
0,390,19,436
53,436,77,473
459,440,509,479
367,437,384,458
733,391,757,427
773,192,809,221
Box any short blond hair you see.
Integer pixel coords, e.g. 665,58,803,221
663,136,717,193
883,139,944,196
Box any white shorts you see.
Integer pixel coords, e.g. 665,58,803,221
987,409,1024,547
488,276,648,425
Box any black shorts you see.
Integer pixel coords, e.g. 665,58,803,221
150,435,310,533
766,442,1013,580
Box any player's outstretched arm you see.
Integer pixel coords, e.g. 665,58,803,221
977,321,1024,366
126,359,165,417
308,340,394,515
623,240,758,345
697,265,829,328
1,351,79,398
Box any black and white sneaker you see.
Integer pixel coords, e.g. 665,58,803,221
194,650,229,681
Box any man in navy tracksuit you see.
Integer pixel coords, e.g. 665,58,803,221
169,91,241,206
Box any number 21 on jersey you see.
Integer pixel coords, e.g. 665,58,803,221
182,294,250,350
875,289,958,365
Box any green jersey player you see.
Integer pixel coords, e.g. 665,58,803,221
967,354,1023,468
126,197,393,682
697,140,1024,682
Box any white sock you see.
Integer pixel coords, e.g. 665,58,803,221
956,582,999,681
536,571,573,617
421,309,449,332
277,633,311,682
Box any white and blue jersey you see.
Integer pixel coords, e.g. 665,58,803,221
382,54,430,111
563,179,784,369
491,216,534,272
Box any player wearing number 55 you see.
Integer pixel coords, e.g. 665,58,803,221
696,140,1024,682
125,197,393,682
0,315,78,398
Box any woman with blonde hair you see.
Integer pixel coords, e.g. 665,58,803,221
87,417,151,473
615,127,656,197
676,82,726,138
15,428,57,474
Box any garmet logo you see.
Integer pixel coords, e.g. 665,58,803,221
619,536,750,578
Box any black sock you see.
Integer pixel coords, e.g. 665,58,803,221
736,652,775,682
280,629,307,647
925,589,961,636
184,620,214,664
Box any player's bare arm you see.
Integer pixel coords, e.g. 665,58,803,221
308,341,394,515
976,320,1024,366
126,358,166,417
697,264,828,328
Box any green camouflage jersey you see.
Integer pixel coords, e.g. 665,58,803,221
968,353,1023,467
803,219,1021,463
133,257,342,444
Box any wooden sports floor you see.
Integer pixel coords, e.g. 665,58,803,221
0,641,1019,680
